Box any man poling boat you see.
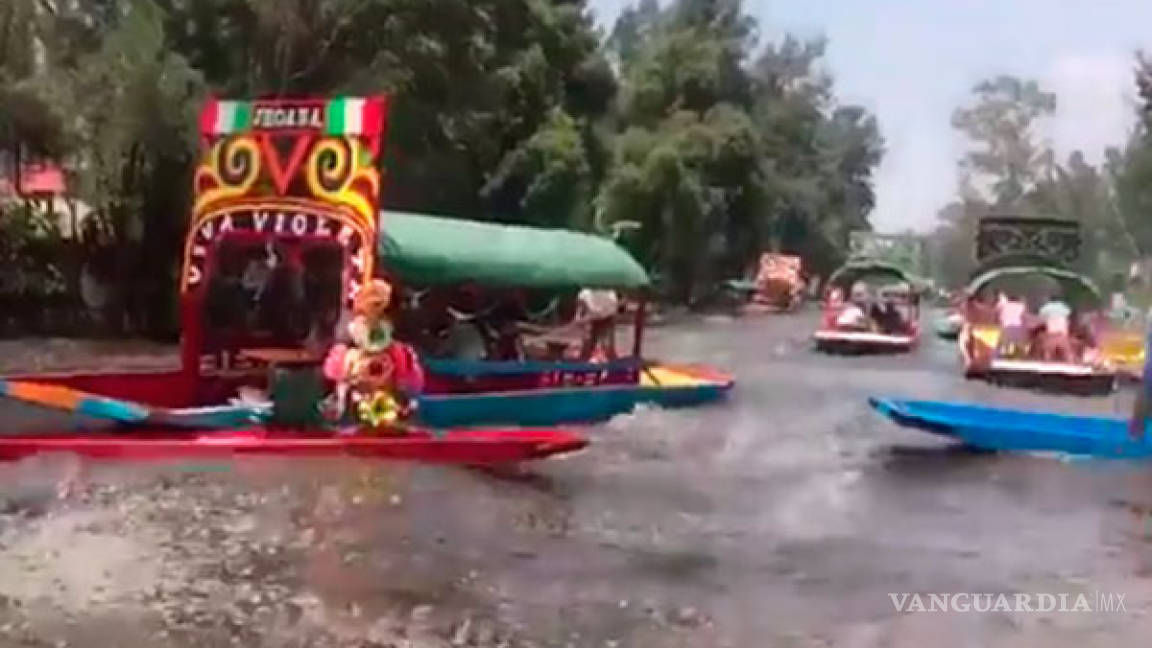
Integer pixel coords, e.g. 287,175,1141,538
0,95,588,465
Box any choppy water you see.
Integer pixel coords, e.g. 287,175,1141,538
1,310,1151,647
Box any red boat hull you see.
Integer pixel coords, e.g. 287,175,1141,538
0,427,587,464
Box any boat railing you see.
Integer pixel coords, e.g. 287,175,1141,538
422,356,643,377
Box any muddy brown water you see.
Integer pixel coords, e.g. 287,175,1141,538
1,311,1151,647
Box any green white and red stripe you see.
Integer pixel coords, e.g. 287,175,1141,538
200,99,252,135
325,97,385,136
199,97,386,136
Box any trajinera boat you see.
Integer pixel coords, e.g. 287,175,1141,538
813,260,922,354
0,96,586,464
376,212,735,427
869,397,1152,458
738,253,805,313
957,217,1116,395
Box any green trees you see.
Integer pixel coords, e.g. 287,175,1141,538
930,73,1138,288
1,0,886,335
598,0,883,302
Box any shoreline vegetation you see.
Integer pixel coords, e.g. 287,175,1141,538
1,0,882,340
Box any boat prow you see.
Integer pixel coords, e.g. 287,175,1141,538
869,396,1152,458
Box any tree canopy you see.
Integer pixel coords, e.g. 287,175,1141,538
0,0,886,335
929,71,1141,290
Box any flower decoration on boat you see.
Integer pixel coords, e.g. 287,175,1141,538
356,390,402,429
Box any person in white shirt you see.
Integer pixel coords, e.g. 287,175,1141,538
995,291,1028,357
577,288,619,360
834,282,870,330
835,302,867,329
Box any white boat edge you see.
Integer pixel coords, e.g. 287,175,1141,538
813,331,915,345
988,359,1106,376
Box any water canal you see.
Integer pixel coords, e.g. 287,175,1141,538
0,310,1150,647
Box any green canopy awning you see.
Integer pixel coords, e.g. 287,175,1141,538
377,211,649,289
965,265,1102,306
827,260,917,291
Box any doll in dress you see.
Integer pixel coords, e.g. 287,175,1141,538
322,279,424,431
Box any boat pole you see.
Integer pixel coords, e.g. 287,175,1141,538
632,291,647,359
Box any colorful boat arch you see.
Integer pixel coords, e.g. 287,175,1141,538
181,97,389,307
179,96,391,380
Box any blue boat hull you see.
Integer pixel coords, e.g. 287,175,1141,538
869,397,1152,458
416,382,731,428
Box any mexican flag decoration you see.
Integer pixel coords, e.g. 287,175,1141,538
325,97,386,136
200,99,252,135
199,97,387,137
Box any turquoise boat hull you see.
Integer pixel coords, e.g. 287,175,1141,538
417,381,731,428
0,378,268,433
869,396,1152,458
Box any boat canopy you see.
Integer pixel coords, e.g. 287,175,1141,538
827,260,914,291
965,265,1102,306
377,211,650,290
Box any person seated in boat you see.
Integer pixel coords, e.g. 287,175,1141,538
835,282,871,330
821,285,845,328
870,284,909,334
241,242,275,307
439,315,488,361
576,287,619,361
827,285,844,308
994,290,1028,357
1037,293,1073,362
485,292,528,361
322,279,424,431
964,290,995,325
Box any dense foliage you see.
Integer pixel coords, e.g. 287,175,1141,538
0,0,883,335
929,68,1152,292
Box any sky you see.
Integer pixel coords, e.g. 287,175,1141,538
587,0,1152,233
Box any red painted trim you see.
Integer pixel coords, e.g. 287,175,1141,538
0,427,587,464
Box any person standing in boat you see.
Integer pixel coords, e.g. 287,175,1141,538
995,291,1028,357
576,287,619,361
1037,292,1073,362
1130,309,1152,439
